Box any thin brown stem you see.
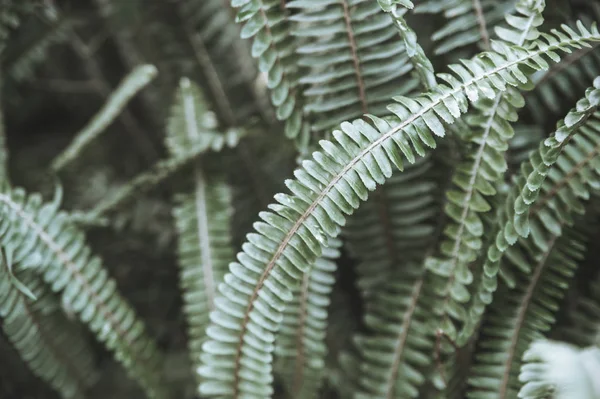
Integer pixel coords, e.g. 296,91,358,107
340,0,368,113
472,0,490,49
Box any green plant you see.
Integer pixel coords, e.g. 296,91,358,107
1,0,600,398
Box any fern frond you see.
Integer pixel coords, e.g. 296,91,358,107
166,77,236,387
288,0,418,136
0,254,94,399
467,226,588,398
426,0,546,341
198,26,600,398
463,76,600,343
274,238,340,399
231,0,308,144
415,0,516,55
518,340,600,399
50,64,158,172
0,187,168,398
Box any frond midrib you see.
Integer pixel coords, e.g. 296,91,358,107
440,94,503,325
531,138,600,214
384,278,425,399
0,194,159,388
497,234,558,398
340,0,369,113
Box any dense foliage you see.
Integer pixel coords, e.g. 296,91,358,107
1,0,600,398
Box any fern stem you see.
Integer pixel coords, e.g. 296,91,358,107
180,8,236,126
384,278,424,399
472,0,490,49
531,138,600,215
340,0,369,114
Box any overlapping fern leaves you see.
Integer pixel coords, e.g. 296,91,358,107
415,0,517,56
274,238,340,398
198,22,600,397
288,0,418,136
462,78,600,347
424,0,546,342
0,186,167,398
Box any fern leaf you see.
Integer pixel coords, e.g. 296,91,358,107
0,187,168,398
0,254,94,398
198,26,600,398
382,4,436,89
288,0,418,136
274,238,340,398
167,77,236,387
87,129,241,221
231,0,308,144
467,226,588,398
51,64,159,172
518,340,600,399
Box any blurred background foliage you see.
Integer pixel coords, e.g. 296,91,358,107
1,0,600,398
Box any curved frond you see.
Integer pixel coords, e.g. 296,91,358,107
464,76,600,343
518,340,600,399
274,238,340,399
198,27,600,398
426,0,547,341
0,187,168,398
